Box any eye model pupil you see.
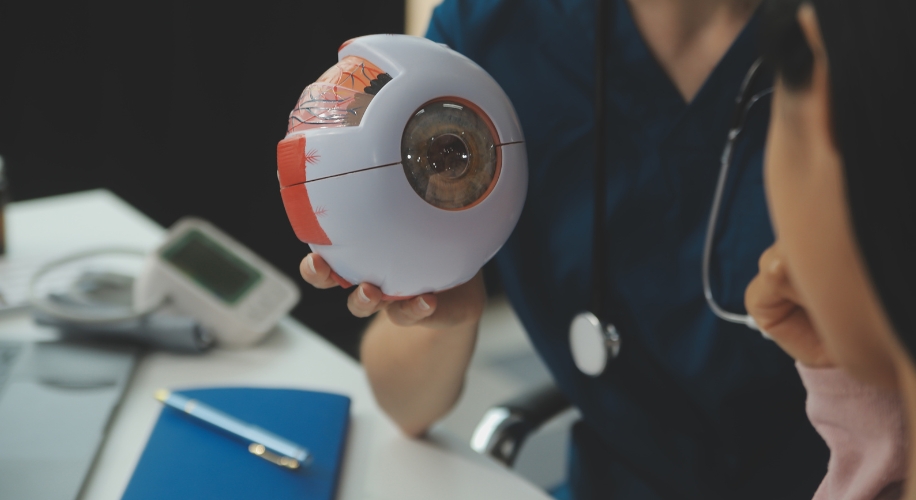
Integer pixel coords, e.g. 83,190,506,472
427,134,470,179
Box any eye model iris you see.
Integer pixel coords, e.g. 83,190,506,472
427,133,470,179
401,100,499,210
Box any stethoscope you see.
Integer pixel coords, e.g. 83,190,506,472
569,0,774,377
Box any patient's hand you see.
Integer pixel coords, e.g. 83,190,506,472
299,253,486,330
745,244,834,368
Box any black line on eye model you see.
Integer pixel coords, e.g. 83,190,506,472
304,162,401,183
496,141,524,146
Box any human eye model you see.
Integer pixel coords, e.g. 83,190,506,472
276,35,527,299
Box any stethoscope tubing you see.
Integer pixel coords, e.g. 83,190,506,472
701,59,773,333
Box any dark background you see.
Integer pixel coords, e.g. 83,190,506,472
0,0,406,358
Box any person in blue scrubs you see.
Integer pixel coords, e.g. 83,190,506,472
301,0,829,498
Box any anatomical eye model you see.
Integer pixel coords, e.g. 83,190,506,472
276,35,527,298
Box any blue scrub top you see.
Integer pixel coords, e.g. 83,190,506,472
428,1,828,499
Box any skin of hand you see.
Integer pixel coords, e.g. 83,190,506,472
299,252,486,329
745,243,833,368
300,252,487,436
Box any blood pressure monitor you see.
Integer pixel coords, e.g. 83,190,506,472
134,217,300,347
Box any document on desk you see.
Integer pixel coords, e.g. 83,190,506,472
122,387,350,500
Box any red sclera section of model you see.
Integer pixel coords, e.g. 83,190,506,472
277,136,308,188
279,184,331,246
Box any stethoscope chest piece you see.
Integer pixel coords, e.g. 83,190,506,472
570,311,621,377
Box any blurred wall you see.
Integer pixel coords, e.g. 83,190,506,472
0,0,404,357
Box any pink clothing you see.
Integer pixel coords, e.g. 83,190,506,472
798,363,907,500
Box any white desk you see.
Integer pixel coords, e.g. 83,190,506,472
0,190,551,500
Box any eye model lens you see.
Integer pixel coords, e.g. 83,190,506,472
401,101,498,209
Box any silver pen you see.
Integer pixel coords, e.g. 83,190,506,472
154,389,311,470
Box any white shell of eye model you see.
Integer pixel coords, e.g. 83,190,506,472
277,34,527,298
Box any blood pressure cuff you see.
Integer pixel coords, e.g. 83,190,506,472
33,310,214,354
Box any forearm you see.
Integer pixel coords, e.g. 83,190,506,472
360,309,479,437
301,253,486,437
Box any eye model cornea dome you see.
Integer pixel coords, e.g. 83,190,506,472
401,97,502,210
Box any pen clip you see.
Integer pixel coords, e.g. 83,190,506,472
248,443,300,470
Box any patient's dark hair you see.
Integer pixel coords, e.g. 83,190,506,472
762,0,916,357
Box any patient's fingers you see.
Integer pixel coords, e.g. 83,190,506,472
757,246,802,304
300,253,338,289
748,246,802,331
746,244,833,368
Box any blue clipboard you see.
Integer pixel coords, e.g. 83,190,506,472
123,387,350,500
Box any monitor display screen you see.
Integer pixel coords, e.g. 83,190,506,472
161,230,262,305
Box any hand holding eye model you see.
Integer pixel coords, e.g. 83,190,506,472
277,35,528,300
